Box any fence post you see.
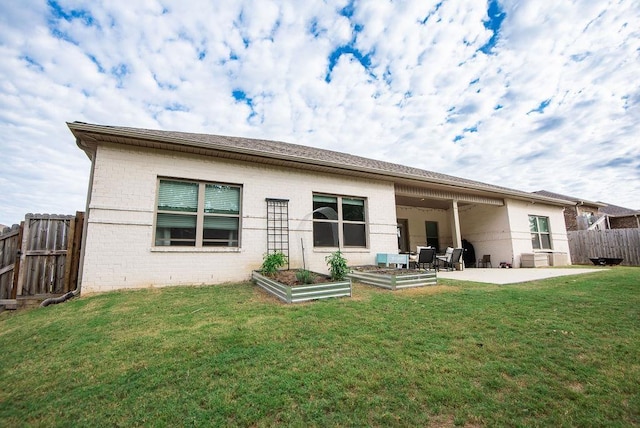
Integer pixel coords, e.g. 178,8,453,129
66,212,84,292
62,216,76,292
10,222,25,299
15,217,31,297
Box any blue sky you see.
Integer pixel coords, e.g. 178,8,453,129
0,0,639,226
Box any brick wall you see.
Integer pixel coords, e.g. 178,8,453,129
505,199,571,268
80,144,398,292
609,216,639,229
563,208,579,231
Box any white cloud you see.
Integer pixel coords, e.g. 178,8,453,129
0,0,638,226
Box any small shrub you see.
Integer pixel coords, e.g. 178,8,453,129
261,252,287,276
325,250,349,280
295,269,316,284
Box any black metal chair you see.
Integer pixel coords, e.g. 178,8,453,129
417,248,436,270
478,254,492,268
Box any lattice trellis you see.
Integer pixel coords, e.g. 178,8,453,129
266,199,290,269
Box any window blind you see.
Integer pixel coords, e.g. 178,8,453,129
204,185,240,214
158,180,198,212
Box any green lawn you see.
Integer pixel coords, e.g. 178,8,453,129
1,267,639,427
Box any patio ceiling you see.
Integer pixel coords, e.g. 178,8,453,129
394,184,505,210
395,195,469,210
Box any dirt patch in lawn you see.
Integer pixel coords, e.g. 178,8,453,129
396,285,458,295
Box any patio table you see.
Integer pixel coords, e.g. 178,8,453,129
376,253,409,269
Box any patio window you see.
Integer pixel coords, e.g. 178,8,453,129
313,194,367,248
155,178,241,247
425,221,439,251
529,215,551,250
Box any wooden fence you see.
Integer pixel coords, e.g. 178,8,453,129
0,225,22,299
0,213,84,309
567,229,640,266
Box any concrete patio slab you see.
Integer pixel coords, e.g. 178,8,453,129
437,267,605,285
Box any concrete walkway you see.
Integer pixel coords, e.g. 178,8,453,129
437,267,605,285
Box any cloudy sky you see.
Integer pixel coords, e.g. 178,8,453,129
1,0,639,226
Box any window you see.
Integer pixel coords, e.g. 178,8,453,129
425,221,439,251
313,194,367,248
155,178,241,247
529,215,551,250
582,211,597,227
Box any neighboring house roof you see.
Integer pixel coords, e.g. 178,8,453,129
68,121,572,206
535,190,639,216
599,203,640,217
533,190,606,208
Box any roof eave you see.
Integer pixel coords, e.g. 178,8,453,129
67,122,570,207
578,200,607,208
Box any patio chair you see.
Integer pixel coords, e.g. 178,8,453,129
478,254,492,268
436,247,453,267
415,245,431,256
437,247,463,271
416,248,436,271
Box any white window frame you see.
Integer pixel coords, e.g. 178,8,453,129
154,177,242,248
529,215,552,250
312,193,368,249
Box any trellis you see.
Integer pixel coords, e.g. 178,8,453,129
266,199,290,269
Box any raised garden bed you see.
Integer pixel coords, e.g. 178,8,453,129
348,265,437,290
252,270,352,303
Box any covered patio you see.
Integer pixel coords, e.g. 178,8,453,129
394,183,511,269
392,177,573,270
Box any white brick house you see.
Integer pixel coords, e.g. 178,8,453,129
69,122,573,293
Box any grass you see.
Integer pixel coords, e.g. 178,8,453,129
1,267,639,427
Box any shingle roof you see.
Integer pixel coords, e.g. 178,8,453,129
599,203,640,217
68,122,572,205
534,190,638,214
533,190,604,207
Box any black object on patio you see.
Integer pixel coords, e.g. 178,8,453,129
589,257,623,266
462,239,476,268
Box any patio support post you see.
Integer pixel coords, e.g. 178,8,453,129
450,199,462,249
450,199,464,270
